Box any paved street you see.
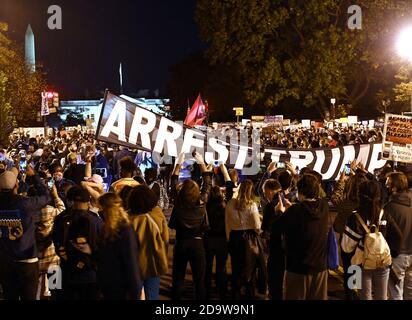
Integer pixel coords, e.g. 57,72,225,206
159,210,347,301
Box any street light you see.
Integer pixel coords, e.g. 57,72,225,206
330,98,336,120
396,26,412,114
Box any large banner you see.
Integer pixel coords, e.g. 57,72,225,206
382,113,412,163
96,92,387,179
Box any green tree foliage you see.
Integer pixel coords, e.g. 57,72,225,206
0,22,46,131
196,0,412,118
0,72,16,145
394,66,412,111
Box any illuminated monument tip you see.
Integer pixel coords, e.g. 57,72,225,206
25,24,36,73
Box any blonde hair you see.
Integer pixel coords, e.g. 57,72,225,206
98,193,130,242
235,179,255,211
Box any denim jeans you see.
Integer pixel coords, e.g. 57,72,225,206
389,254,412,300
360,267,389,300
143,277,160,300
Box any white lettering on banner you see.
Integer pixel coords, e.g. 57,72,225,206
153,117,183,157
205,138,229,164
234,145,248,171
368,143,387,173
314,148,341,180
265,149,288,163
100,100,127,142
312,150,326,176
128,107,157,149
96,92,388,178
288,150,314,171
181,129,206,154
357,144,371,168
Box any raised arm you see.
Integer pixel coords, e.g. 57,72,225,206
220,163,234,202
194,152,212,204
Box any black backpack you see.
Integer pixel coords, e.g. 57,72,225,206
59,210,98,273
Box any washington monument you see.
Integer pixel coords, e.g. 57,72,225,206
25,24,36,73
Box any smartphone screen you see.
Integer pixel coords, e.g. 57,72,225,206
277,162,285,169
19,159,27,172
95,168,107,178
345,164,351,176
47,178,55,190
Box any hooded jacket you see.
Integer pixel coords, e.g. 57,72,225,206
385,192,412,255
274,198,329,275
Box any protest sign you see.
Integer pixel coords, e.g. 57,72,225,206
96,91,387,178
382,113,412,163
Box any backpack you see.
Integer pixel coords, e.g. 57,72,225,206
59,211,98,273
352,210,392,270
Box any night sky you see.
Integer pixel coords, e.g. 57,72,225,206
0,0,205,99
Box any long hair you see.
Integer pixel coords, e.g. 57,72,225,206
98,193,130,242
175,179,200,209
235,179,254,211
344,172,368,207
207,186,226,211
358,180,382,227
128,185,158,215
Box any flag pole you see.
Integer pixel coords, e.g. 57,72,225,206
119,63,123,95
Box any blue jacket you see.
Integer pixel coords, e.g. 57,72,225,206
0,175,51,262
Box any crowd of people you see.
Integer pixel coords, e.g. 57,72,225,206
0,125,411,301
260,125,383,148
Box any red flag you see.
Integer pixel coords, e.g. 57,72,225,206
184,94,207,127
